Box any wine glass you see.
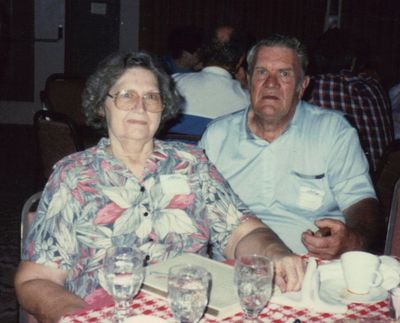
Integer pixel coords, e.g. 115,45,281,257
234,255,274,322
104,246,145,323
168,264,210,323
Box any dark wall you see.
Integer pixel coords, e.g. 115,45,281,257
140,0,326,53
341,1,400,89
139,0,400,89
0,0,34,101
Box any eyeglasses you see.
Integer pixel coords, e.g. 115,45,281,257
107,89,163,113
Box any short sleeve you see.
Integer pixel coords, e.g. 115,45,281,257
326,123,377,210
22,165,80,271
199,161,257,257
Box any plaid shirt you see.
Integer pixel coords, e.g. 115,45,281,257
308,70,394,172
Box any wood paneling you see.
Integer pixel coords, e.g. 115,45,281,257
139,0,400,88
341,0,400,88
139,0,326,54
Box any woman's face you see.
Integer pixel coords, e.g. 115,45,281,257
104,67,162,144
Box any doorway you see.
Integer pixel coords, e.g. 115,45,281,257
65,0,120,78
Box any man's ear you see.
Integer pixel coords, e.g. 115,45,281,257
298,75,310,98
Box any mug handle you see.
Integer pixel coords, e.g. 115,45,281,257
371,271,384,287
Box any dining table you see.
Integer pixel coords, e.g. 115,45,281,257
59,285,392,323
59,252,400,323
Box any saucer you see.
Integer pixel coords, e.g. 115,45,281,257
320,279,388,304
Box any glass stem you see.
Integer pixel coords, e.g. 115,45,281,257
114,299,131,322
244,310,260,322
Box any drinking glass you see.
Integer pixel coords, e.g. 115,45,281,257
104,246,145,323
168,264,210,323
234,255,274,321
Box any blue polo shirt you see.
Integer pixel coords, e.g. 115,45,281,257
199,101,376,254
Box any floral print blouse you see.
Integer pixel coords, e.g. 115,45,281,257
23,138,256,299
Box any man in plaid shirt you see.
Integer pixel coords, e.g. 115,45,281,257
307,28,394,173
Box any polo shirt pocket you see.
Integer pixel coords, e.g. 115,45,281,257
275,171,326,213
292,171,325,212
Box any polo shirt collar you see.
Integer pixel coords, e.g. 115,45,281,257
240,100,305,141
202,66,232,78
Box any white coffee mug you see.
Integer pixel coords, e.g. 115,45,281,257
340,251,383,294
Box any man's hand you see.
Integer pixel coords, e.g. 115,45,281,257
227,219,306,293
301,218,363,259
271,253,305,293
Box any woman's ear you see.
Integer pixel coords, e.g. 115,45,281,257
97,105,105,117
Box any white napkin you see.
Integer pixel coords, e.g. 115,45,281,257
270,258,348,313
318,256,400,290
379,256,400,290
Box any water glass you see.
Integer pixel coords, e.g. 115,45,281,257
234,254,274,321
168,264,210,323
104,246,145,323
389,287,400,321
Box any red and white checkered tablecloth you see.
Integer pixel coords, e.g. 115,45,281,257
60,290,392,323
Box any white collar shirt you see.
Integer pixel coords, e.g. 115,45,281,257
172,66,250,119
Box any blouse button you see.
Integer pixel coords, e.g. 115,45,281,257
143,212,149,217
140,186,145,192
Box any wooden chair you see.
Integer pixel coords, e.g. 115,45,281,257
384,178,400,257
20,191,42,251
372,139,400,252
40,73,87,126
40,73,104,148
19,191,42,323
34,109,84,181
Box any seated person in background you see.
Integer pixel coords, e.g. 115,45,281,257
214,24,235,43
168,31,250,137
160,25,203,75
200,34,380,260
213,24,252,90
15,51,304,323
306,28,394,173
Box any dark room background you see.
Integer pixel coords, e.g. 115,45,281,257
140,0,400,89
1,0,400,103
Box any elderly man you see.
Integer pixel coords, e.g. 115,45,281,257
200,34,380,259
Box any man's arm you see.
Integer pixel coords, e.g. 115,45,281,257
15,261,86,323
224,218,305,292
302,198,380,259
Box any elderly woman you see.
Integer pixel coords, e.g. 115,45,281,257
15,51,304,322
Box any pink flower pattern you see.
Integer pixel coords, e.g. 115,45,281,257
23,138,256,299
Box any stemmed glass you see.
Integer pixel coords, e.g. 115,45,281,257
234,255,274,322
104,246,145,323
168,264,210,323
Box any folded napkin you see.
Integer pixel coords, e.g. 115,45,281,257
271,258,348,313
380,256,400,290
319,255,400,291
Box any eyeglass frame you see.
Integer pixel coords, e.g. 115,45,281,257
106,89,164,113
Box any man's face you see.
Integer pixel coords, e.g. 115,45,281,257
249,46,309,125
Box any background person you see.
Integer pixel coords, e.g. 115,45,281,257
15,51,304,323
168,33,249,137
200,34,380,259
306,28,394,173
160,25,203,75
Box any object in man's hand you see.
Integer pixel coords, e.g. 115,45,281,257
314,227,331,237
